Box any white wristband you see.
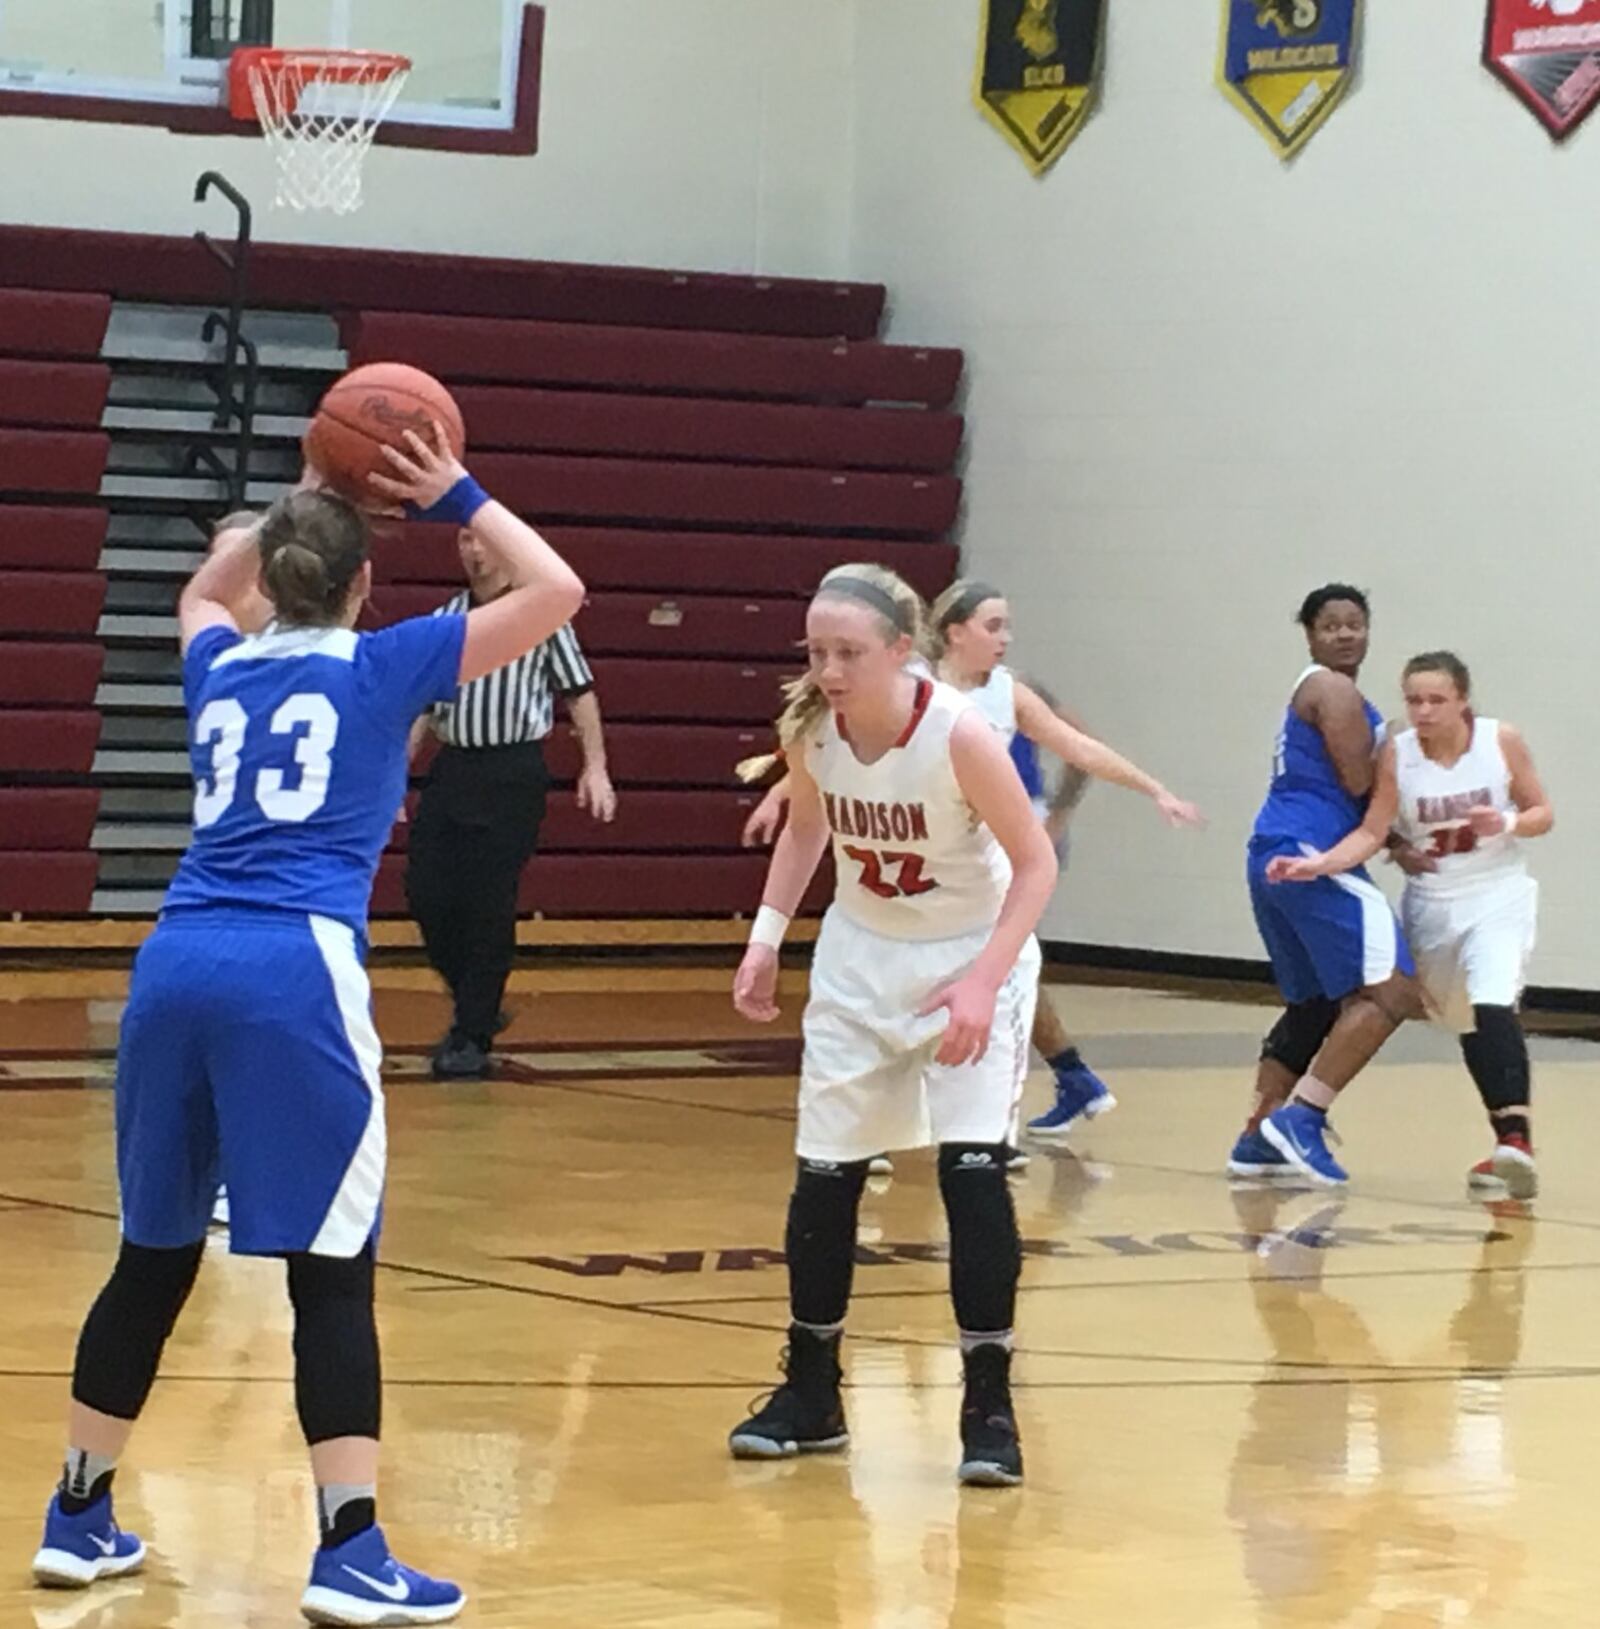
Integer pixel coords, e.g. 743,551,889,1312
749,904,790,950
1502,810,1519,838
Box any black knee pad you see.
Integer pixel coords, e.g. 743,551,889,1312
73,1240,205,1420
1260,999,1338,1075
937,1144,1020,1335
1461,1005,1530,1113
287,1248,382,1444
786,1158,870,1328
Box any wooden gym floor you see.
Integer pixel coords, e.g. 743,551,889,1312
2,960,1598,1627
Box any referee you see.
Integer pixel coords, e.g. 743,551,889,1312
406,527,617,1080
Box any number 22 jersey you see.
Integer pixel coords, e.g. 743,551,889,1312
803,677,1010,941
163,616,467,933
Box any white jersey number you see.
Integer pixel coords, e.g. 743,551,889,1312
192,693,341,829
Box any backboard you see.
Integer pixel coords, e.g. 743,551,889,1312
0,0,541,153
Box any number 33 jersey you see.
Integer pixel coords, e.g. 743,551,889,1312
164,617,467,932
803,677,1011,941
1392,719,1524,898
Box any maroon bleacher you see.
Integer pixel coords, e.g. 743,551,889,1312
0,224,964,923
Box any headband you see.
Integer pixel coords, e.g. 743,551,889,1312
819,575,912,634
937,581,1003,630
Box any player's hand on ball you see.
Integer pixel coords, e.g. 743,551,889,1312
733,946,780,1023
1155,790,1206,829
919,974,998,1067
367,421,468,513
1266,853,1322,884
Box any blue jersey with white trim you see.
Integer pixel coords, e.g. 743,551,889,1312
1253,665,1384,850
164,616,467,932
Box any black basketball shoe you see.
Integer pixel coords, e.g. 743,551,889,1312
958,1342,1024,1486
728,1324,849,1459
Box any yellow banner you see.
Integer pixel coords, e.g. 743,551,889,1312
974,0,1106,175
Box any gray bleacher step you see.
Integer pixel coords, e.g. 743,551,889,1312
92,823,190,853
100,475,233,502
93,748,190,777
102,647,182,682
97,852,180,887
96,682,184,710
103,304,346,373
99,548,204,578
90,888,170,916
102,714,187,748
99,614,179,641
105,445,299,481
100,787,192,820
107,372,316,417
102,406,311,440
106,514,210,547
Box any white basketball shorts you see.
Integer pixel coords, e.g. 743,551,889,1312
796,906,1041,1163
1402,873,1538,1033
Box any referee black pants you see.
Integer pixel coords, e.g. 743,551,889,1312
405,742,548,1050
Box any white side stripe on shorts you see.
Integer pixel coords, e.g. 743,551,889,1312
308,914,388,1258
1331,869,1400,988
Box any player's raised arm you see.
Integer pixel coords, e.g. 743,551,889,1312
177,519,263,652
1270,739,1398,883
369,426,585,684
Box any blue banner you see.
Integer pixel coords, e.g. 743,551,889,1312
1217,0,1360,157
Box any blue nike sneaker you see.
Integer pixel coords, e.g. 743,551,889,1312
1027,1063,1117,1138
1226,1126,1292,1179
1261,1102,1348,1186
32,1492,146,1588
301,1525,465,1626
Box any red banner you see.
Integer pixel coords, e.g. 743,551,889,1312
1484,0,1600,139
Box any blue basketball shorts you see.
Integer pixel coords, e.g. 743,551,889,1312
116,908,386,1257
1247,839,1414,1005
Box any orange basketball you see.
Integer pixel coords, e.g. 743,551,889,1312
304,362,467,508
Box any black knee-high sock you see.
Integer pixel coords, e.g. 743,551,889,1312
938,1144,1021,1339
785,1158,869,1328
1460,1005,1531,1143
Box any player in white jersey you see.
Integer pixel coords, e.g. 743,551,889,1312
728,564,1058,1486
928,581,1203,1142
1267,652,1553,1198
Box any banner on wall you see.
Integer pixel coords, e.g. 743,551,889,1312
1484,0,1600,140
974,0,1106,174
1217,0,1360,159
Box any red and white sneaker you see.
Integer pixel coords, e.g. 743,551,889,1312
1467,1136,1537,1201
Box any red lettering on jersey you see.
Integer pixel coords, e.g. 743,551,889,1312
835,797,854,837
1418,789,1492,824
890,804,910,842
1427,826,1480,860
823,792,838,833
841,845,942,900
874,802,892,841
907,803,929,842
852,799,871,838
842,844,899,899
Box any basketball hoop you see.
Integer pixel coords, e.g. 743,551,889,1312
229,48,411,215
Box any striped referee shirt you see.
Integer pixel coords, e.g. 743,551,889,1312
430,590,595,748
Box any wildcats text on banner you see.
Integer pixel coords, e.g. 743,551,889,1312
1217,0,1360,159
1484,0,1600,140
975,0,1106,175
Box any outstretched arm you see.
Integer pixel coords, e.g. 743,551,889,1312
1013,681,1203,828
1269,740,1398,883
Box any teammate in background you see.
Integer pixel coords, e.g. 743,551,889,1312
927,581,1203,1138
729,564,1057,1486
1268,652,1552,1199
31,428,584,1627
741,579,1203,1151
1229,585,1421,1188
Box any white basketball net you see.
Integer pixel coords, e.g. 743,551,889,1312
246,51,411,214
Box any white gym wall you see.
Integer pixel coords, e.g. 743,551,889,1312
849,0,1600,991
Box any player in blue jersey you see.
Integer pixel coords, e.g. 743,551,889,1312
1229,585,1420,1187
32,428,584,1626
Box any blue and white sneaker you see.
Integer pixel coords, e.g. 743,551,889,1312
301,1525,465,1626
1260,1102,1348,1187
1027,1064,1117,1138
1226,1127,1292,1180
32,1492,145,1588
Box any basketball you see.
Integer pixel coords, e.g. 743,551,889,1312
304,362,467,507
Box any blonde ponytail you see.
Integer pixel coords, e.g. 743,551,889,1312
735,563,929,783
